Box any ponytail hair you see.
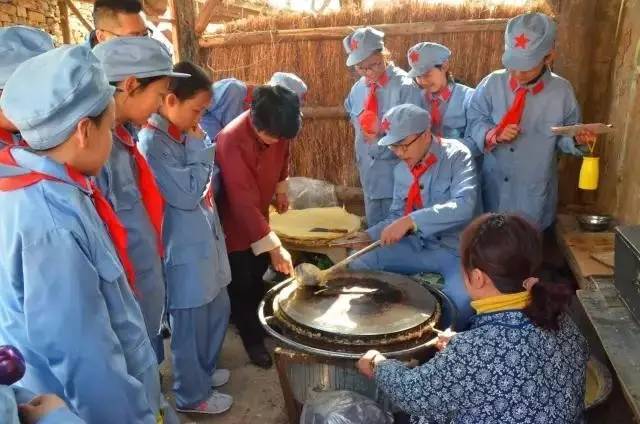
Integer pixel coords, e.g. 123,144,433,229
460,213,573,331
525,280,573,331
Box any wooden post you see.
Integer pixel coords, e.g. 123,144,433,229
555,0,598,107
58,0,71,44
195,0,222,35
171,0,199,63
200,18,509,47
301,105,347,120
554,0,621,209
65,0,93,32
273,349,302,424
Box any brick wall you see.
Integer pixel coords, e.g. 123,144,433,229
0,0,63,42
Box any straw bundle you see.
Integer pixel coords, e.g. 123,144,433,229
203,0,554,186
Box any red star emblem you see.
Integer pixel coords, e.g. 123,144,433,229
514,33,529,49
350,38,359,51
409,50,420,64
380,118,391,132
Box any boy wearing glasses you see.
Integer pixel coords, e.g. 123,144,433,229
343,27,423,227
87,0,149,48
466,13,595,231
348,104,478,329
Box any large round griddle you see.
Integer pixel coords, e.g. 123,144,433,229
260,270,450,358
276,270,438,340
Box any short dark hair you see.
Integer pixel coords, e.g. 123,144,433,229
461,213,573,331
88,103,111,126
168,61,212,101
110,75,167,92
93,0,142,27
250,85,301,139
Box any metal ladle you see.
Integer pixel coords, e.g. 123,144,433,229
294,240,382,287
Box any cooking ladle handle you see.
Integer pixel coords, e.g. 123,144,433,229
325,240,382,273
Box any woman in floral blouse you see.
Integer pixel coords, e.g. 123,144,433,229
357,213,589,424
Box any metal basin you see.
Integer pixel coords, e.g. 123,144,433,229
577,214,613,232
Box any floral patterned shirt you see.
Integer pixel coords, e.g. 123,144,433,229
375,311,589,423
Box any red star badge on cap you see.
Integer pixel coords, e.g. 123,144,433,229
350,38,359,51
409,50,420,64
514,33,529,49
380,118,391,132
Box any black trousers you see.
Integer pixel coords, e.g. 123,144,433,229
228,249,270,348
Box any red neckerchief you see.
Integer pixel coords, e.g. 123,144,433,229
115,125,165,257
404,152,438,216
243,85,254,111
427,85,452,137
358,70,390,139
0,148,137,291
495,77,545,136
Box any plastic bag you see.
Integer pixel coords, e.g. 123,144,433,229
300,390,393,424
287,177,338,210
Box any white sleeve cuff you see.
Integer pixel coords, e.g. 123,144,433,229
275,178,289,195
251,231,281,255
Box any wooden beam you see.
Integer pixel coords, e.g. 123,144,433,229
58,0,71,44
195,0,222,35
228,0,267,14
171,0,199,63
200,18,509,47
195,0,265,34
301,105,347,120
66,0,94,32
209,15,237,23
211,3,262,18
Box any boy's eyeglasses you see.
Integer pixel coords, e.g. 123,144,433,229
98,27,153,38
355,60,384,73
389,132,423,153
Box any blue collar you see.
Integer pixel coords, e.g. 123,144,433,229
147,113,184,143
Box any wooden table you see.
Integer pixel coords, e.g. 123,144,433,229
555,214,614,289
577,278,640,419
555,215,640,419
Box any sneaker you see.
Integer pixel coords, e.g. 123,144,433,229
211,368,230,387
176,391,233,415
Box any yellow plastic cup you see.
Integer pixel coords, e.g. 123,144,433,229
579,156,599,190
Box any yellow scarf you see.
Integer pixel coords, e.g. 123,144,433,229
470,291,531,314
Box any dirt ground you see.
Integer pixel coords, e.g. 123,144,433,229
160,328,288,424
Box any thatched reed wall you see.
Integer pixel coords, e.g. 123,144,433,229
202,1,554,187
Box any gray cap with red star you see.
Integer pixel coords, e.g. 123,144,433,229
502,13,557,71
378,104,431,147
342,27,385,67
